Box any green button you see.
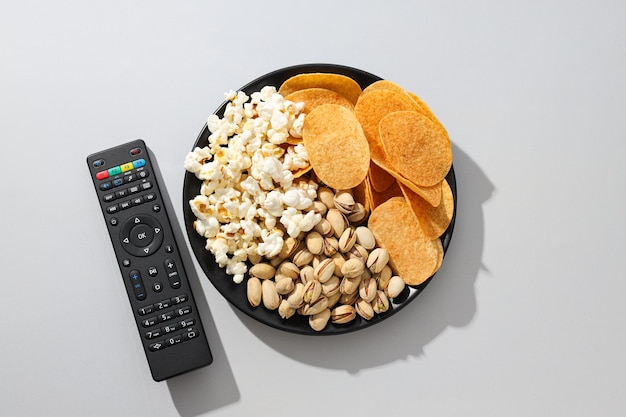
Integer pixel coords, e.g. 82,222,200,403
108,166,122,176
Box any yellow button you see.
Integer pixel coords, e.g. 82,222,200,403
120,162,135,172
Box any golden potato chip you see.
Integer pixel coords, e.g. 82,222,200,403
370,159,442,206
369,179,403,209
368,197,444,285
362,79,406,95
368,160,396,192
352,178,372,213
279,73,362,105
399,180,454,239
302,104,370,190
354,89,420,166
285,88,354,114
379,111,452,187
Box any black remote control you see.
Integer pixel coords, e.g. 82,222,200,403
86,139,212,381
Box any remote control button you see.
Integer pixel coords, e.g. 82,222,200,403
120,215,164,257
106,205,119,214
131,196,143,206
124,173,136,183
129,269,146,301
122,258,130,267
120,162,134,172
100,182,112,191
148,340,166,351
138,305,153,315
147,266,158,277
183,328,199,341
115,189,127,198
120,201,131,210
96,170,109,180
92,159,105,168
128,185,140,194
142,316,158,328
154,299,171,310
108,166,122,176
152,204,161,213
171,294,188,304
129,147,142,156
145,193,156,202
145,328,162,339
162,323,179,334
165,244,173,253
103,193,115,202
141,182,152,191
179,318,195,328
165,335,182,347
176,305,192,317
133,159,146,169
164,259,182,289
153,282,163,292
158,310,175,323
112,178,124,187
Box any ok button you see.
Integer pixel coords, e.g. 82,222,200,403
130,224,154,246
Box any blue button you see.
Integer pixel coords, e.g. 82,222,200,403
133,159,146,169
113,178,124,187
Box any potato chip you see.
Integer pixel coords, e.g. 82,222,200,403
369,179,403,209
362,79,406,95
302,104,370,190
399,180,454,239
285,88,354,114
368,160,396,192
368,197,443,285
279,73,362,105
354,89,420,166
379,111,452,187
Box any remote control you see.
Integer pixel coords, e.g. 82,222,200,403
86,139,212,381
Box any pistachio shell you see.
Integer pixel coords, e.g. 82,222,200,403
249,262,276,280
385,275,406,298
313,200,328,216
331,305,356,324
347,202,368,224
367,247,389,273
323,236,339,257
333,190,355,214
305,231,325,255
321,275,340,297
375,265,393,290
277,261,300,280
372,290,390,314
286,282,305,309
338,227,357,253
317,186,335,210
276,277,295,295
355,298,375,320
303,280,322,304
340,275,362,295
279,236,301,260
347,244,369,264
326,208,347,238
355,226,376,250
309,308,331,331
313,218,333,237
302,295,329,316
293,247,314,267
299,265,315,284
359,276,378,302
313,258,335,283
341,258,365,278
261,279,280,310
246,277,262,307
278,299,295,319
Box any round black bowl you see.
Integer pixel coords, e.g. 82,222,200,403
183,63,457,335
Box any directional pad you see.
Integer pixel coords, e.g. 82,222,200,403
120,215,164,257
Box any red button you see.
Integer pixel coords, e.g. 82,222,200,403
96,170,109,180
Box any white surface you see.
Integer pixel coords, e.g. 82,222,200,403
2,1,625,416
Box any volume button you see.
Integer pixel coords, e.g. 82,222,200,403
129,269,146,301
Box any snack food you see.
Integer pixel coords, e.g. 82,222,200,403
185,70,455,331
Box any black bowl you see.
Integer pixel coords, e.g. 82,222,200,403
183,63,457,335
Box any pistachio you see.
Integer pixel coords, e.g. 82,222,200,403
277,261,299,280
367,247,389,274
347,244,369,264
326,208,348,238
261,279,281,310
293,247,314,267
313,218,333,237
338,227,357,253
331,305,356,324
317,186,335,210
286,282,305,309
302,295,329,316
279,236,301,260
355,298,375,320
248,252,263,265
305,231,325,255
246,277,262,307
323,236,339,257
276,277,295,295
385,276,406,298
347,202,368,224
326,291,342,309
303,280,322,304
372,290,390,314
299,265,315,284
340,275,362,295
355,226,376,250
312,200,328,216
321,275,340,297
333,190,355,214
313,258,335,283
278,299,295,319
339,290,359,306
249,262,276,280
375,265,393,290
359,276,378,302
341,258,365,278
331,252,345,277
309,308,331,331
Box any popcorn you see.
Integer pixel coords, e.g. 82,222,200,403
185,87,319,283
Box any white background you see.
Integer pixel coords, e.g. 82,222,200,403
2,1,625,416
